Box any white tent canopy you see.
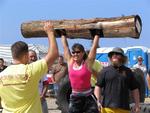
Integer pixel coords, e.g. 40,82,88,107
0,44,48,65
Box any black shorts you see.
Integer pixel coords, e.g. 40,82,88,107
69,94,99,113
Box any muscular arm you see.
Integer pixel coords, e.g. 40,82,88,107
61,35,71,64
94,86,102,103
44,22,59,68
147,73,150,89
94,85,102,110
87,35,99,68
131,89,140,113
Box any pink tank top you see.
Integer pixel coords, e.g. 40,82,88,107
69,62,91,91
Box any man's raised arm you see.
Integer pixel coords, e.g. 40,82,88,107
44,22,59,67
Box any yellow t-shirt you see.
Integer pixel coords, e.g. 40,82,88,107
0,59,48,113
91,60,103,87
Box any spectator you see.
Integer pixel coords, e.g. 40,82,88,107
0,22,58,113
51,55,68,83
91,60,103,88
28,50,49,113
133,56,147,74
51,55,68,97
133,56,148,96
0,58,7,72
94,47,140,113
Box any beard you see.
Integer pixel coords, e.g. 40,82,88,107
111,58,122,67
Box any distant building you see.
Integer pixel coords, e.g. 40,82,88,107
0,44,48,65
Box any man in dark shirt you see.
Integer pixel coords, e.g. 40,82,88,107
94,47,140,113
0,58,7,72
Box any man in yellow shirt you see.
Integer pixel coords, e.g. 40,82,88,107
0,22,58,113
91,60,103,88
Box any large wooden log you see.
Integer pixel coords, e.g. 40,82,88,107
21,15,142,39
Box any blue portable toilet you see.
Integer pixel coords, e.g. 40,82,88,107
125,46,148,69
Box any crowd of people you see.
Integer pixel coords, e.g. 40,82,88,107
0,22,149,113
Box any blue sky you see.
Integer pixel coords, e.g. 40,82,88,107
0,0,150,52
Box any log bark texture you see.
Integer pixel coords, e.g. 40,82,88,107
21,15,142,39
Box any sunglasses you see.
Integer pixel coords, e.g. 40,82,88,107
72,51,81,54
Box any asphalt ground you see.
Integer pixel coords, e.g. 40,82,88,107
47,97,150,113
0,96,150,113
47,97,61,113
